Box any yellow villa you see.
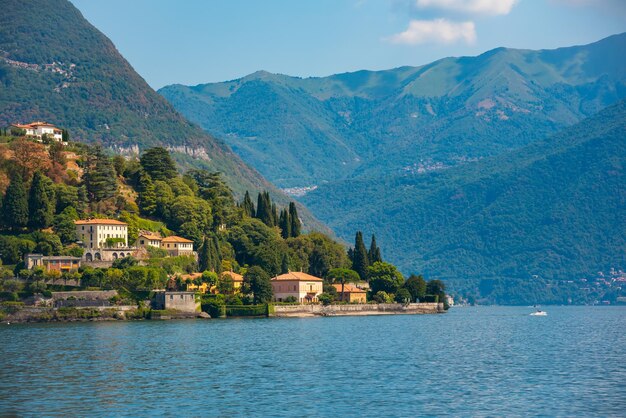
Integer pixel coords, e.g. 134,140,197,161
220,271,244,292
333,283,367,303
161,236,194,257
271,271,324,303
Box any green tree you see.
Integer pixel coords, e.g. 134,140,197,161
368,234,382,264
395,288,412,304
327,268,360,301
198,237,212,272
288,202,301,237
2,173,29,229
139,147,177,181
84,145,117,202
281,252,290,274
242,265,273,304
241,191,255,217
426,279,446,303
28,171,56,229
218,273,235,295
367,262,404,295
255,191,275,227
278,208,291,239
404,274,427,302
352,231,369,281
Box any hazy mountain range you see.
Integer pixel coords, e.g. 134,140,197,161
160,33,625,188
161,34,626,280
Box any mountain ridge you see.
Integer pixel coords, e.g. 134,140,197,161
159,32,626,188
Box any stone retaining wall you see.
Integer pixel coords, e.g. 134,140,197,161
273,302,443,317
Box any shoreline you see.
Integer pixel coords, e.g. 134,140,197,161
2,302,445,323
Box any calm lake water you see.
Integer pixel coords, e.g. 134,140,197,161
1,306,625,417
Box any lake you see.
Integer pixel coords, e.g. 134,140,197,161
1,306,624,417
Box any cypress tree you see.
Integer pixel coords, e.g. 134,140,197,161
281,252,290,274
3,173,29,229
211,234,222,273
271,203,278,227
278,208,291,239
288,202,301,237
198,237,212,272
368,234,382,264
256,191,274,227
352,231,369,281
28,171,55,229
241,191,255,217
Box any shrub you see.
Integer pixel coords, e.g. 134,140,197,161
225,304,268,317
372,291,393,304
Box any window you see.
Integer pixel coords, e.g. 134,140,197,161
140,240,144,245
170,295,173,300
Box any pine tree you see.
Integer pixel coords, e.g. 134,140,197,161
288,202,301,237
139,147,177,181
3,173,29,229
352,231,369,281
84,145,117,202
241,191,255,217
28,171,55,229
368,234,382,264
137,171,157,216
278,208,291,239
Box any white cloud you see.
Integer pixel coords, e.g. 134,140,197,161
415,0,518,16
388,18,476,45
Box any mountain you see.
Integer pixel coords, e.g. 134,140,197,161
160,33,626,188
302,99,626,281
0,0,327,231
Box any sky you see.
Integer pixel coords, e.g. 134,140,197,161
70,0,626,89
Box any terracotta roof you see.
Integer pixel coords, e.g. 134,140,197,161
12,121,57,128
271,271,323,282
180,272,203,280
332,284,366,293
221,271,244,282
161,235,194,243
74,219,127,226
138,233,162,240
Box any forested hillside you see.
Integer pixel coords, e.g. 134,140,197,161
302,100,626,284
0,1,268,200
160,33,626,188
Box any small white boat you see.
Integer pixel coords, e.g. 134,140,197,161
530,306,547,316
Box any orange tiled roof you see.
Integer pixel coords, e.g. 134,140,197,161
161,235,194,243
332,284,366,293
12,121,57,128
74,219,127,226
271,271,323,282
221,271,244,282
180,272,203,280
138,232,162,240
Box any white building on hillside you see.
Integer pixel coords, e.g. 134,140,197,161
11,121,63,141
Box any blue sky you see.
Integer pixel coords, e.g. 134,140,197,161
70,0,625,89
